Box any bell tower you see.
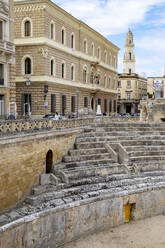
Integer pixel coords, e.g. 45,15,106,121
123,29,135,74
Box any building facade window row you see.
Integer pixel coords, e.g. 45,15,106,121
23,56,116,89
21,18,117,68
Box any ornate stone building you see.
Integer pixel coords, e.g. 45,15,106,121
14,0,119,117
0,0,15,118
147,77,165,99
117,30,147,114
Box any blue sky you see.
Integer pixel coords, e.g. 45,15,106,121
53,0,165,77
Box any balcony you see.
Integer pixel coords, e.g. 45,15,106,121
0,40,15,54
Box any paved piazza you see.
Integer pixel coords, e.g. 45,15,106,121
62,215,165,248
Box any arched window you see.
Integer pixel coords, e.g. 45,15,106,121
104,51,107,63
91,43,94,56
104,76,107,87
71,33,75,49
25,57,31,75
83,66,87,83
84,39,87,54
109,77,111,88
97,47,101,59
61,27,65,45
50,59,54,76
129,52,131,60
62,62,65,78
90,71,94,84
50,21,55,40
109,53,111,65
71,64,75,81
25,20,31,37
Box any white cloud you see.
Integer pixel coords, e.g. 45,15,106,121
53,0,165,35
53,0,165,76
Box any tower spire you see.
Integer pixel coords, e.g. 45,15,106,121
123,29,135,74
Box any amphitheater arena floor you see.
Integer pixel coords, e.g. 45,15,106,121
62,215,165,248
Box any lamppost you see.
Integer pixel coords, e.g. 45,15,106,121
26,77,31,119
76,88,79,118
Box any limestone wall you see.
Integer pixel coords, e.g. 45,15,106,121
0,189,165,248
0,129,81,211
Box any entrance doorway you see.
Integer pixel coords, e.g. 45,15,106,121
126,103,132,114
125,203,136,222
46,150,53,173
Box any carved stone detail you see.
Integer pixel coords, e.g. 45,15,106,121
0,2,9,14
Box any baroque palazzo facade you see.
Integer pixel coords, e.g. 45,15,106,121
0,0,15,118
14,0,119,117
117,29,147,114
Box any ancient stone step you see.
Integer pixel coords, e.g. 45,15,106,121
121,140,165,146
63,158,117,169
102,127,165,132
31,183,66,196
68,147,107,156
60,164,126,181
76,135,165,144
75,142,104,149
63,153,112,162
131,155,165,162
128,150,165,157
125,145,165,152
79,130,165,138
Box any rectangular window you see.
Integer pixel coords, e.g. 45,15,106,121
104,99,107,113
62,95,66,115
0,21,3,40
98,98,101,105
127,81,131,87
117,94,121,100
127,92,131,100
114,100,116,112
129,69,131,74
0,64,4,85
71,96,76,112
109,100,112,113
118,81,121,87
51,94,56,113
24,94,31,113
0,95,4,116
51,60,54,76
84,97,88,108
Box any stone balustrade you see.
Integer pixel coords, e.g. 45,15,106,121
0,116,139,135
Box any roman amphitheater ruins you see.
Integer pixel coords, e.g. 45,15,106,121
1,113,165,247
1,0,165,247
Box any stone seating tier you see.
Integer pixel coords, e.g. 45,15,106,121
2,121,165,227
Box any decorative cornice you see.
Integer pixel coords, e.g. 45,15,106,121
15,75,118,94
14,4,46,12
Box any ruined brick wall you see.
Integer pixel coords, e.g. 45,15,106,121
0,129,80,211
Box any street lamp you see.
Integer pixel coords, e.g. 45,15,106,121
76,88,79,118
26,77,31,119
